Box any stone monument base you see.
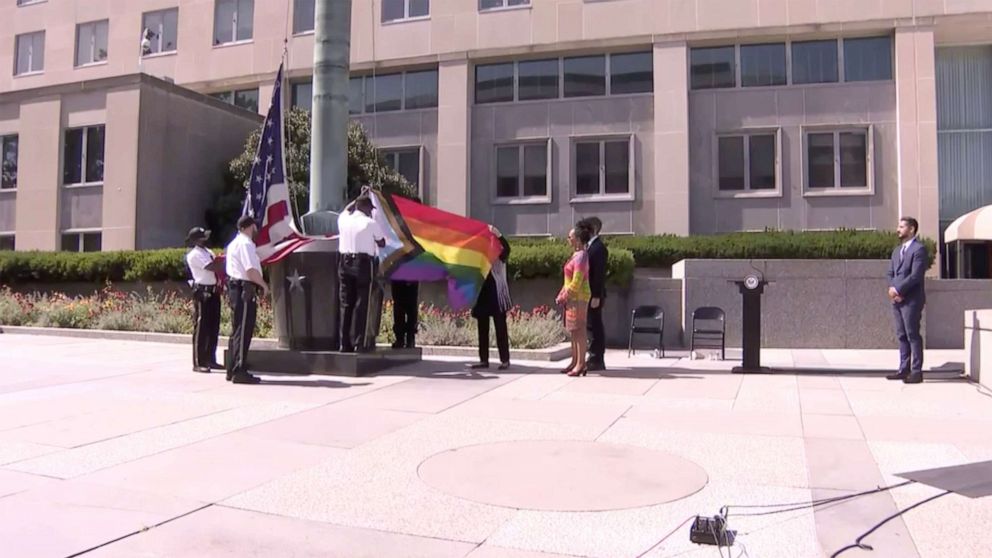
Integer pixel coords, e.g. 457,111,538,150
235,347,422,377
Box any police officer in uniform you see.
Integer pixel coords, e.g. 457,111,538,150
224,215,269,384
337,194,385,353
186,227,223,373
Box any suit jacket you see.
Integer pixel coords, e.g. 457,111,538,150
887,239,927,305
587,237,608,300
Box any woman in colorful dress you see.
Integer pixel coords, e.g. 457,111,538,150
556,227,593,377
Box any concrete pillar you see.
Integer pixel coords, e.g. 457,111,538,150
895,27,939,255
652,41,691,235
435,58,471,216
101,87,142,250
14,97,61,250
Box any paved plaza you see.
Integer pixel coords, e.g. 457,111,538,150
1,333,990,557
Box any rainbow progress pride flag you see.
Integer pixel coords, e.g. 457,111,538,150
370,191,504,310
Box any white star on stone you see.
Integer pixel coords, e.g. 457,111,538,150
286,269,306,293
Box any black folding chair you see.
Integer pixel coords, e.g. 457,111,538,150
690,306,725,360
628,305,665,358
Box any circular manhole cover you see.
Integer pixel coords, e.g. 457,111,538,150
418,440,708,512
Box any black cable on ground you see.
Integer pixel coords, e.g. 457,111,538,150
721,480,915,518
830,490,953,558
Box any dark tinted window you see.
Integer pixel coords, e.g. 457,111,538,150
844,37,892,82
404,70,438,109
365,73,403,112
575,142,600,195
496,146,519,198
792,40,838,84
749,134,776,189
476,63,514,103
839,132,868,187
563,55,606,97
518,59,559,100
690,46,735,90
610,52,653,94
807,133,835,188
718,136,745,191
741,43,786,87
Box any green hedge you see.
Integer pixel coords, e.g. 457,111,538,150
0,230,931,285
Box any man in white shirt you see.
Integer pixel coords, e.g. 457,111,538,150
224,215,269,384
337,194,385,353
185,227,223,373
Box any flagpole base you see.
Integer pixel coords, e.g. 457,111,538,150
300,209,340,237
270,238,341,352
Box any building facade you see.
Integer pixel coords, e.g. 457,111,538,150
2,0,992,257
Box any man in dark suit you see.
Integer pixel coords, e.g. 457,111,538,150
886,217,927,384
579,217,608,371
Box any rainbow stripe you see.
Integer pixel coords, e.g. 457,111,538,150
372,192,503,310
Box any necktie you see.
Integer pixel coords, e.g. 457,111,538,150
900,244,907,262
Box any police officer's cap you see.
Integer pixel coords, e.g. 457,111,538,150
186,227,210,243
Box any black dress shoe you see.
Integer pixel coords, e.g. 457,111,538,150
192,366,211,373
903,373,923,384
391,340,405,349
232,373,261,384
886,371,909,381
498,362,510,370
466,362,489,369
340,346,355,354
208,362,225,370
587,361,606,372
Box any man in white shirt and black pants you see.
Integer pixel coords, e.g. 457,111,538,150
224,215,269,384
337,194,385,353
185,227,223,373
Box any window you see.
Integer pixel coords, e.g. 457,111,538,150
381,148,422,192
142,9,179,55
64,126,105,185
212,88,259,112
75,20,109,66
610,52,653,94
495,141,550,200
517,59,558,101
844,37,892,82
574,137,632,197
349,77,363,114
717,133,778,193
404,70,438,109
476,63,514,103
14,31,45,75
365,74,403,113
382,0,429,22
792,40,838,85
0,236,13,251
214,0,254,45
61,232,101,253
805,128,872,190
563,55,606,98
2,135,18,189
293,0,315,34
480,0,529,10
292,81,313,111
741,43,786,87
690,46,735,90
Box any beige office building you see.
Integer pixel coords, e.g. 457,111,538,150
2,1,992,271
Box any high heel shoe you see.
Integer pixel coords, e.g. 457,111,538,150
567,366,587,377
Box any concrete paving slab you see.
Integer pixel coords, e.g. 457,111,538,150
799,388,853,415
0,469,55,498
802,414,864,440
241,403,428,448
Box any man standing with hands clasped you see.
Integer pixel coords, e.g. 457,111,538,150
580,217,608,372
225,215,269,384
886,217,927,385
186,227,223,373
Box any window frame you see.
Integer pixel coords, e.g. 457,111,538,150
712,128,783,198
351,70,439,114
292,0,316,35
213,0,254,47
1,134,19,190
14,31,45,76
211,88,259,112
802,125,875,196
569,135,636,203
63,125,106,188
381,0,431,24
475,51,653,105
689,35,893,90
75,20,110,68
0,234,14,252
141,8,180,57
60,230,102,253
479,0,531,12
379,145,426,200
491,139,553,205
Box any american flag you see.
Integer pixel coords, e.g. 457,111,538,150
243,63,313,264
